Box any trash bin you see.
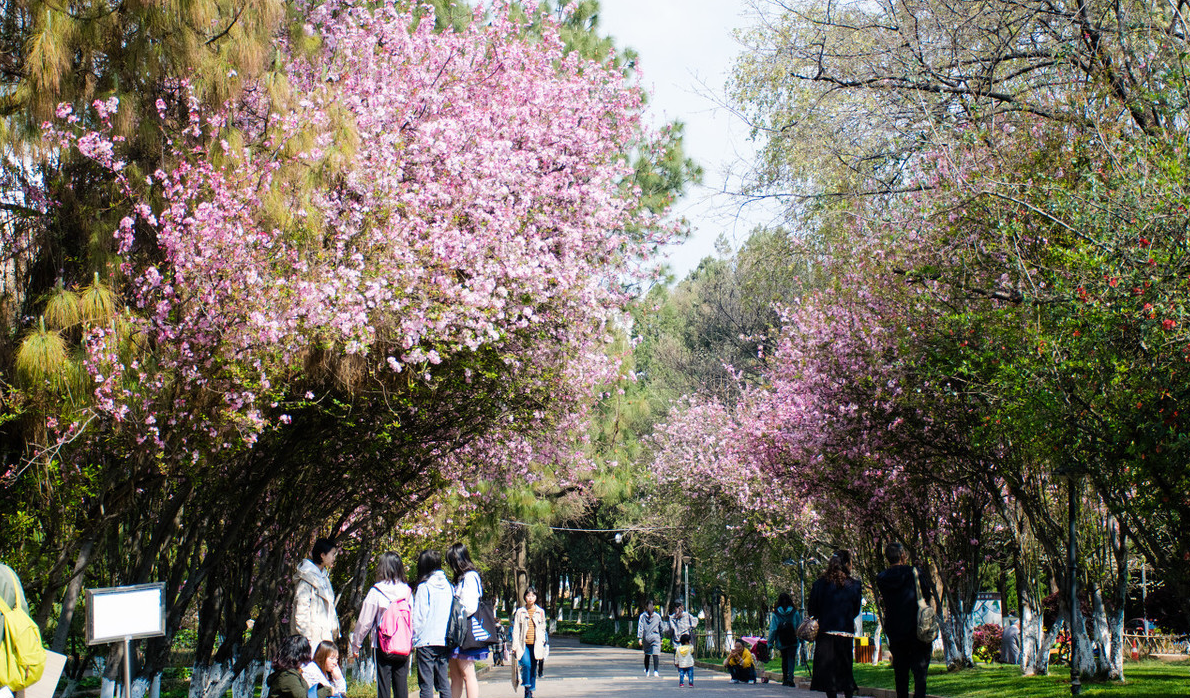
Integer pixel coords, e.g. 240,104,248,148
854,637,873,664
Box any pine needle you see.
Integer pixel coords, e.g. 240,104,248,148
16,318,69,386
79,273,117,324
43,285,81,330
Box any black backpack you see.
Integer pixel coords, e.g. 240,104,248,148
777,618,797,645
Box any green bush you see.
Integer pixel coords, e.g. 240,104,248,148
553,619,589,636
578,619,639,649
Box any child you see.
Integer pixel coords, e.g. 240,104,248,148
674,633,695,687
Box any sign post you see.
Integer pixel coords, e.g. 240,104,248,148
85,583,166,698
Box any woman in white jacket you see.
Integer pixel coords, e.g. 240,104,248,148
412,550,452,698
446,543,485,698
292,538,340,649
511,587,547,698
351,552,413,698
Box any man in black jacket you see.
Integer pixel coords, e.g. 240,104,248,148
875,543,933,698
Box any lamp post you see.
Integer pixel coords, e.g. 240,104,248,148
1057,465,1081,696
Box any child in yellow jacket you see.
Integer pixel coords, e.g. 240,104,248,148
674,633,695,687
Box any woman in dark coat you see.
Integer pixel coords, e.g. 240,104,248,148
807,551,862,698
267,635,315,698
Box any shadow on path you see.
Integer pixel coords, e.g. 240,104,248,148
478,637,820,698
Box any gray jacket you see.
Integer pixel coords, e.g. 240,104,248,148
637,611,662,644
666,611,698,641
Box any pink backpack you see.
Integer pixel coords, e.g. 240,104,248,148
376,588,413,657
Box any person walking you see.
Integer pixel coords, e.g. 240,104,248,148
673,633,695,687
351,552,413,698
267,635,314,698
636,600,663,677
1000,617,1020,665
664,603,698,645
768,592,803,686
446,543,486,698
875,543,933,698
412,550,452,698
510,587,547,698
292,538,341,650
808,551,861,698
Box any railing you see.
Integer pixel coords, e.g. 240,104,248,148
1122,633,1190,657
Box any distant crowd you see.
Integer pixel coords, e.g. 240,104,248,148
635,543,938,698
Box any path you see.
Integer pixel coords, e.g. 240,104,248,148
476,638,821,698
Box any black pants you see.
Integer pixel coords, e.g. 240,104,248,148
727,664,756,682
376,648,410,698
415,646,450,698
780,646,797,684
643,653,659,672
887,637,931,698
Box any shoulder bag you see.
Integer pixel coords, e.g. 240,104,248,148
913,567,940,644
795,615,819,642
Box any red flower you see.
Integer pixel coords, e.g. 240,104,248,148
1163,319,1177,330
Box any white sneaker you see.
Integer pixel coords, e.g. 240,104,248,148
653,671,660,677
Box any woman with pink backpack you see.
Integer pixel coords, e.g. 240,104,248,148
351,552,414,698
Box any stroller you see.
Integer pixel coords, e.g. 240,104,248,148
742,635,771,682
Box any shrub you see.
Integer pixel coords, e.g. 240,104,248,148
972,623,1003,663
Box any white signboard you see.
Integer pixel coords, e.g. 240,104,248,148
85,583,166,644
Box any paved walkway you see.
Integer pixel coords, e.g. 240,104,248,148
476,638,821,698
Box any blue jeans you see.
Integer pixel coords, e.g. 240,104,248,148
519,645,537,691
678,667,693,684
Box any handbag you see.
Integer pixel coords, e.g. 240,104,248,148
445,594,468,649
913,567,940,643
460,597,500,651
796,616,819,642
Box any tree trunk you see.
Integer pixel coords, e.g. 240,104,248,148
664,543,681,615
723,594,733,647
513,527,529,605
52,538,96,653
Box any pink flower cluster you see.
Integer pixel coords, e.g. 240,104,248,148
50,1,676,465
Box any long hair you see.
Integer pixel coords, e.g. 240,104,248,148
273,634,311,671
313,640,338,675
416,549,442,586
446,542,477,582
776,592,795,610
824,550,853,588
375,551,405,584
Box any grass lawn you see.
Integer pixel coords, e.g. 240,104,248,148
841,659,1190,698
710,656,1190,697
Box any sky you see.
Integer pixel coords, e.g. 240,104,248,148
594,0,786,280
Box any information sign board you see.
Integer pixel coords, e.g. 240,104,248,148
85,583,166,645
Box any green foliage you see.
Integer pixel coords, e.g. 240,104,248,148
851,660,1190,698
578,619,640,649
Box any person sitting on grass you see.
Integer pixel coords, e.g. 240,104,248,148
724,639,758,684
267,635,313,698
302,640,346,698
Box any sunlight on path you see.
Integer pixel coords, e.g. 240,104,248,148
476,637,818,697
